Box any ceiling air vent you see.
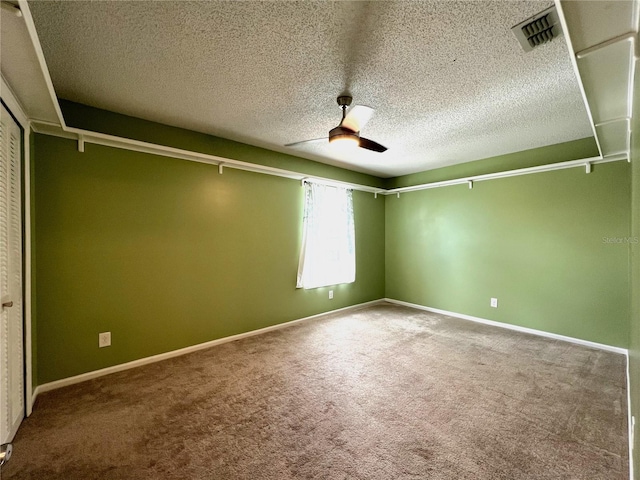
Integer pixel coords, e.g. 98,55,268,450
511,5,562,52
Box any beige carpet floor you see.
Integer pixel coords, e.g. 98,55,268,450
2,303,629,479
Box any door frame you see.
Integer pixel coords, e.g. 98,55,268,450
1,75,33,417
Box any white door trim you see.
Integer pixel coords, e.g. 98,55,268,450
1,75,33,417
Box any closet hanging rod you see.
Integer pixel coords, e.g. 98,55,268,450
31,120,629,198
30,120,386,196
385,153,628,195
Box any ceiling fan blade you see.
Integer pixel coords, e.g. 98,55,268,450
285,137,328,147
341,105,374,132
359,137,388,153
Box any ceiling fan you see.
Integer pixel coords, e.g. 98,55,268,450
285,95,388,153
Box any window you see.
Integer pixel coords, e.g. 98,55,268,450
296,181,355,289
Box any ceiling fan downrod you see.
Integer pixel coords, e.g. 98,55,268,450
337,95,352,122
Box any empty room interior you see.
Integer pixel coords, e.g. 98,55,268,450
1,0,639,478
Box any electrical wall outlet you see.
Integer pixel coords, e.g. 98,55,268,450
490,298,498,308
98,332,111,348
329,290,334,299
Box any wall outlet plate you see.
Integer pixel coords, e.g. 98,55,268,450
99,332,111,348
490,298,498,308
329,290,334,299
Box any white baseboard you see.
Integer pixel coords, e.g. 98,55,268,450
31,385,41,411
627,357,634,480
32,299,385,402
383,298,628,355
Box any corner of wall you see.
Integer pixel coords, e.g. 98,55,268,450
29,128,38,391
629,59,640,480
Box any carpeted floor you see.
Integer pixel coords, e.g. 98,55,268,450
2,303,628,479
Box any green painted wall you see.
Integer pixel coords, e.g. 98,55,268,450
32,101,631,390
385,161,631,347
33,132,385,384
630,61,640,479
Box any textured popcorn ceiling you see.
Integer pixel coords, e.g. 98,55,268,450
28,0,593,177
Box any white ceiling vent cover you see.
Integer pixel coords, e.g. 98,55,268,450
512,5,562,52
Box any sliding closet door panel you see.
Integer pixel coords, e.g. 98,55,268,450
0,103,24,443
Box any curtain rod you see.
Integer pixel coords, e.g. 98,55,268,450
31,120,629,198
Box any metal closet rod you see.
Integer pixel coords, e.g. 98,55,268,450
31,120,628,197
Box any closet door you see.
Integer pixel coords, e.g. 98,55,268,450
0,103,24,443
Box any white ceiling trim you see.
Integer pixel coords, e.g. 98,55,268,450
16,0,66,127
1,74,29,128
575,32,636,59
557,0,638,161
554,0,602,157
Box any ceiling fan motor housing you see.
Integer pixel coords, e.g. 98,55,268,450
331,95,357,143
337,95,353,108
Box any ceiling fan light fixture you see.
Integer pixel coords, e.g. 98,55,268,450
329,135,359,153
329,126,359,151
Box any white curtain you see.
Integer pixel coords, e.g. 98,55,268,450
297,182,355,289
